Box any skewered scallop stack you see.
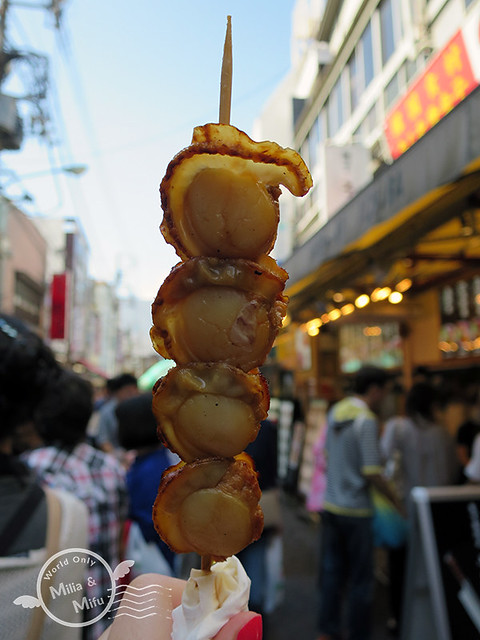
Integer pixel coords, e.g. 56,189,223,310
150,17,312,571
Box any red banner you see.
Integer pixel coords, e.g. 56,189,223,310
385,29,479,159
49,273,67,340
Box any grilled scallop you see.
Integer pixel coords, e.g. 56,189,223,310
160,123,313,262
150,255,288,372
152,363,269,462
153,457,264,561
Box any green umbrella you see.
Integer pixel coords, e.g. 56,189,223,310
138,358,176,391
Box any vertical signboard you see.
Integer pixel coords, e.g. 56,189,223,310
49,273,68,340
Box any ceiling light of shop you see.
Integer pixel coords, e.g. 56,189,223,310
328,308,342,321
355,293,370,308
371,286,391,302
341,303,355,315
395,278,412,292
306,317,322,336
388,291,403,304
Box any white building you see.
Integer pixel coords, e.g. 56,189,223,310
264,0,480,397
290,0,480,249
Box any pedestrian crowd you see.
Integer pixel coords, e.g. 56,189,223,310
3,310,480,640
308,365,480,640
0,313,273,640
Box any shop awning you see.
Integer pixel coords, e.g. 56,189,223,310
283,86,480,319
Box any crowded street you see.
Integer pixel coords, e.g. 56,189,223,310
265,492,392,640
3,0,480,639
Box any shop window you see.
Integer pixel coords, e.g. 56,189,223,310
327,77,344,137
405,57,417,84
365,103,378,134
379,0,403,65
308,113,323,170
339,322,403,373
14,271,43,327
384,72,400,109
361,21,375,89
348,52,359,113
300,139,310,170
439,277,480,358
380,0,395,64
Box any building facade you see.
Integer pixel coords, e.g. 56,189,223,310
0,196,46,331
268,0,480,410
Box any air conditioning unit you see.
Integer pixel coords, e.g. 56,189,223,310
0,94,23,150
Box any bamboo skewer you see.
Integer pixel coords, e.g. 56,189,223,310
200,16,232,575
219,15,232,125
201,554,213,573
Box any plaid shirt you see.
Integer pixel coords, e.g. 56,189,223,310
23,443,128,639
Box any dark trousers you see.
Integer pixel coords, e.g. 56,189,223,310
388,544,407,625
318,511,374,640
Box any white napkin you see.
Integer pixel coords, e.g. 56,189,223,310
172,556,250,640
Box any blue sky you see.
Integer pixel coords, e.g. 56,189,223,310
1,0,296,300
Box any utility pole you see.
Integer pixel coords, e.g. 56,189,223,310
0,0,9,84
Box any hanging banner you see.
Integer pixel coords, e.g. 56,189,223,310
49,273,68,340
385,5,480,159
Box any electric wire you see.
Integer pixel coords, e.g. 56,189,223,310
53,14,135,278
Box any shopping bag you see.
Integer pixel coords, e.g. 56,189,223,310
371,489,408,549
124,520,174,578
264,533,285,613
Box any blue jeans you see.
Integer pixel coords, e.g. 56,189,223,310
318,511,374,640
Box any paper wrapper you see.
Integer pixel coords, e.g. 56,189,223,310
172,556,250,640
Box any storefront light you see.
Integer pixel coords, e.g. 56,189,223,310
341,303,355,315
388,291,403,304
306,317,322,331
306,317,322,337
363,326,382,337
355,294,370,308
371,286,391,301
439,341,459,353
395,278,412,293
328,308,342,321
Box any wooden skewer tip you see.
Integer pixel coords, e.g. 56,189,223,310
219,15,233,125
201,554,213,572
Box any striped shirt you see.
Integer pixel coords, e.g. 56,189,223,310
23,443,127,639
323,396,383,517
